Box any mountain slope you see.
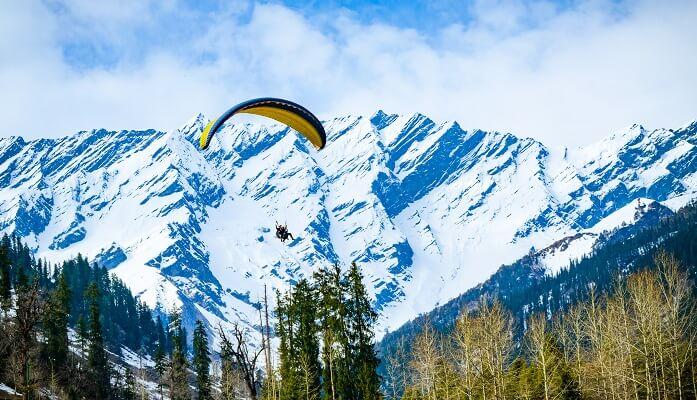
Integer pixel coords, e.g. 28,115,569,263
0,113,695,337
377,198,697,381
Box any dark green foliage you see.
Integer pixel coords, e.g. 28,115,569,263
314,265,350,400
345,262,382,400
156,315,169,353
218,333,237,400
61,254,159,354
43,270,71,371
0,234,165,398
276,277,327,400
275,263,381,400
505,357,534,398
77,313,89,357
295,278,322,400
528,333,582,400
169,310,191,400
9,279,43,397
193,320,212,400
86,282,111,398
0,242,10,311
154,341,168,399
122,368,137,400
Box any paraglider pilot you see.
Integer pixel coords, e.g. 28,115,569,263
275,222,294,243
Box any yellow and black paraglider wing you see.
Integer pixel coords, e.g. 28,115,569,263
199,98,326,151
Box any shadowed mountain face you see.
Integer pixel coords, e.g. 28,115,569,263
0,112,695,336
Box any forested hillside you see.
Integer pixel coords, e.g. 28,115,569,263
379,201,697,398
0,234,165,397
0,233,385,399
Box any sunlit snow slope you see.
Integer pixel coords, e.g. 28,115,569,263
0,112,695,336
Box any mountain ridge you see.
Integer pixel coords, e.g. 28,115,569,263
0,112,695,339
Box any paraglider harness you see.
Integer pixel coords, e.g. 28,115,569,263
275,222,294,243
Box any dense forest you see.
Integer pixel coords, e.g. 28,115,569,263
137,261,384,400
0,232,224,399
263,263,382,400
0,234,171,398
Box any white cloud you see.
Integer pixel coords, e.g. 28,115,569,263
0,0,695,148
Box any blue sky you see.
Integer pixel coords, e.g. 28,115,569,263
55,0,482,70
56,0,593,70
2,0,696,147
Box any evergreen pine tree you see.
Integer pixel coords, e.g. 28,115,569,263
169,310,190,400
275,279,323,400
293,279,321,400
506,357,534,398
10,280,43,398
276,290,300,399
345,262,381,399
123,368,137,400
86,282,111,398
43,270,71,371
0,241,11,383
0,242,11,312
275,265,383,400
192,320,212,400
0,234,169,397
77,314,89,360
219,334,237,400
154,342,168,400
156,315,168,353
15,259,28,290
315,265,350,400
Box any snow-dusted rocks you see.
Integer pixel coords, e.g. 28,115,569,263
0,112,695,338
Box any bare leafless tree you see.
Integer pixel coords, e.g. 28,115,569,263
218,322,265,400
410,323,441,400
385,336,411,400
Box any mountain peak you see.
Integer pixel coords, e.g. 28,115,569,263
0,112,695,338
370,110,399,131
180,113,208,134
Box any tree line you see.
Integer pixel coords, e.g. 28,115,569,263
386,252,697,400
0,233,226,399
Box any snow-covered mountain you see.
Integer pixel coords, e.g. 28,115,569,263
0,112,695,338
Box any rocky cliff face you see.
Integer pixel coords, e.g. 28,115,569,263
0,112,694,337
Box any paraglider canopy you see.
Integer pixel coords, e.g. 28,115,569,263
199,97,326,150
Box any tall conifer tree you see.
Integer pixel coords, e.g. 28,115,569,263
315,265,350,400
44,270,71,370
193,320,212,399
345,262,381,399
0,243,11,312
86,282,111,398
276,290,300,399
169,310,190,400
293,279,321,400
